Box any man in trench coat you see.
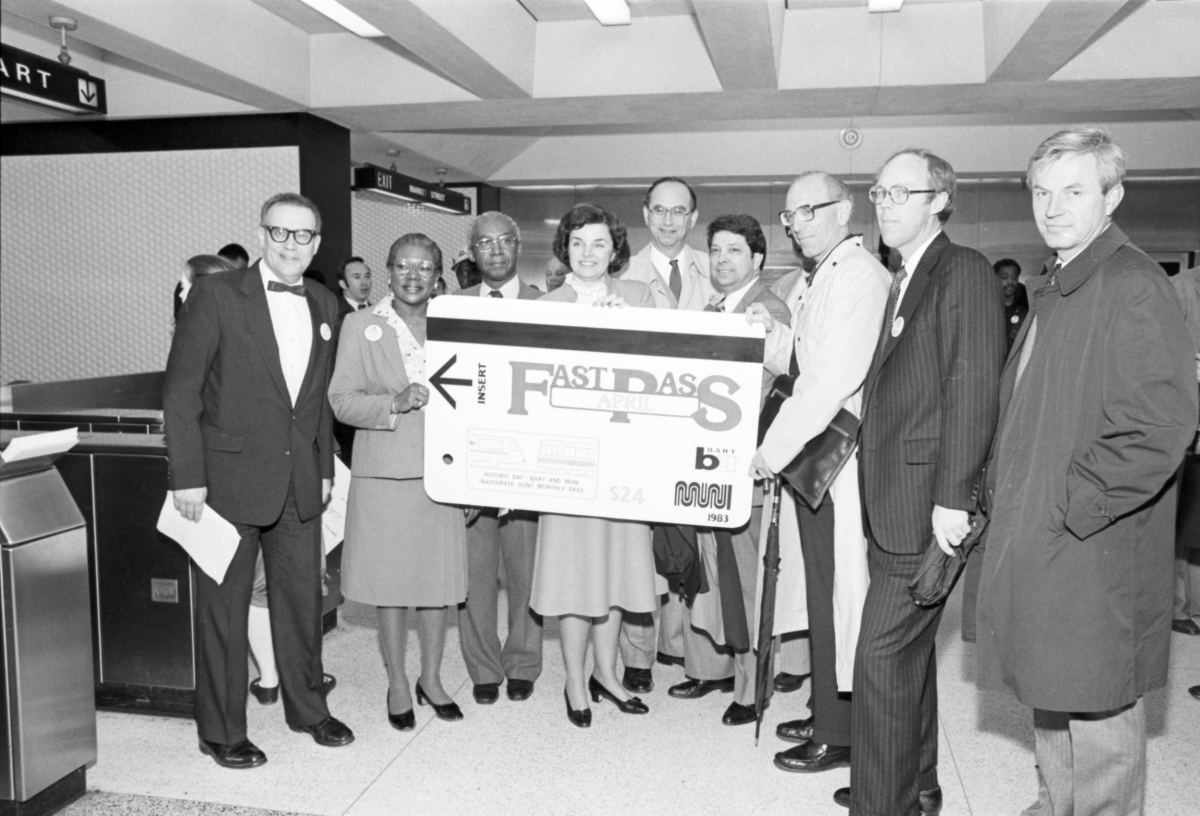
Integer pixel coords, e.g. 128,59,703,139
977,128,1197,816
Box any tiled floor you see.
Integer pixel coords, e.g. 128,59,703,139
65,587,1200,816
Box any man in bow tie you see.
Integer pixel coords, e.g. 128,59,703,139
164,192,353,770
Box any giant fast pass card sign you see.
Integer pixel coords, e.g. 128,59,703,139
423,297,764,528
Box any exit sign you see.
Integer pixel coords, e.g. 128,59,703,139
1,43,107,115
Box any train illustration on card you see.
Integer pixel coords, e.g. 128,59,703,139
466,429,599,499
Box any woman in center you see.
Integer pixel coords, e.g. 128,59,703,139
534,203,658,727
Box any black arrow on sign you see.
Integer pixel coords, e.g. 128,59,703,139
429,354,472,409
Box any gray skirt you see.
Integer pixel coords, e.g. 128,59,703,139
342,476,467,607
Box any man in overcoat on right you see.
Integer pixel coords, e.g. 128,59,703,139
976,127,1197,816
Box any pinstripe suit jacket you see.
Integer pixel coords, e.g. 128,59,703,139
859,231,1006,554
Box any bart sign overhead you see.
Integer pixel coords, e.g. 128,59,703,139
423,297,764,528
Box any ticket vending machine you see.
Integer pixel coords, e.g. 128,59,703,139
0,455,95,815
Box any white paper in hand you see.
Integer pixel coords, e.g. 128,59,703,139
156,495,241,584
322,458,352,554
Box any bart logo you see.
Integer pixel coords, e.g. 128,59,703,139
695,446,734,472
78,79,98,107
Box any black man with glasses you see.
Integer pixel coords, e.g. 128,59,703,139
164,192,353,770
747,171,890,774
454,211,544,707
617,177,728,699
834,151,1004,816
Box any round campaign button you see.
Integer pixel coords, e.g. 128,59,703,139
891,316,905,337
320,322,332,341
365,324,383,342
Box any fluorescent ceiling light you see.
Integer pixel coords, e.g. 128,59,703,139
298,0,385,37
867,0,904,12
584,0,632,26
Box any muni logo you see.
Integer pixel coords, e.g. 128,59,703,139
673,481,732,510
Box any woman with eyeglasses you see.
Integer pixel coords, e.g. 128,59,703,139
532,203,658,727
329,233,470,731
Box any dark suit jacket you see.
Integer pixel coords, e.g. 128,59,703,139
336,294,364,323
859,232,1006,554
456,280,544,301
163,262,339,525
706,277,791,408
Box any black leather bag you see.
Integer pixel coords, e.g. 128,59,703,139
758,373,859,511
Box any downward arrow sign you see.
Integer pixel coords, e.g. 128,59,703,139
429,354,472,409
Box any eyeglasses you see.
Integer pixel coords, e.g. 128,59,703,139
778,201,839,226
868,186,937,205
472,235,518,253
261,225,319,245
647,205,693,221
389,260,438,279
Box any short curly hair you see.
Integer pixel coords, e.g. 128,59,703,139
552,203,631,275
387,233,443,274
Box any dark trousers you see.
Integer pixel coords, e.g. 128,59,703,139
850,543,945,816
795,493,851,747
458,509,543,685
195,484,329,745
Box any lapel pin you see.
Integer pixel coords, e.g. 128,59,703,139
320,323,332,341
365,324,383,342
891,316,905,337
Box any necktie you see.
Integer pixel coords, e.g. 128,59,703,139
714,296,726,313
668,259,682,300
488,290,503,299
1047,258,1062,288
268,281,305,296
883,266,908,335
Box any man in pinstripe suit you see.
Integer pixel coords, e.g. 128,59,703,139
835,150,1006,815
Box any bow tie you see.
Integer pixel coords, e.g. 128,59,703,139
267,281,305,296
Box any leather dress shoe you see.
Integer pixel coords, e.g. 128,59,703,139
774,672,808,693
416,681,463,721
623,666,653,694
473,683,500,705
249,679,278,706
290,716,354,747
774,741,851,773
1190,685,1200,701
1172,618,1200,635
387,691,415,732
833,786,942,814
722,701,756,726
776,716,814,743
656,651,685,667
564,688,591,728
589,676,649,714
507,679,534,702
199,738,266,770
668,677,735,699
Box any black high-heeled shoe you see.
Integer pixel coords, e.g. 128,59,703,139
589,676,649,714
564,688,592,728
415,681,463,722
387,690,415,732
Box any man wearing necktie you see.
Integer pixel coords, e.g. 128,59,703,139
164,193,352,769
678,214,790,725
334,257,374,464
749,171,890,774
336,256,372,321
454,211,544,706
839,151,1006,815
617,177,722,696
976,128,1196,816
